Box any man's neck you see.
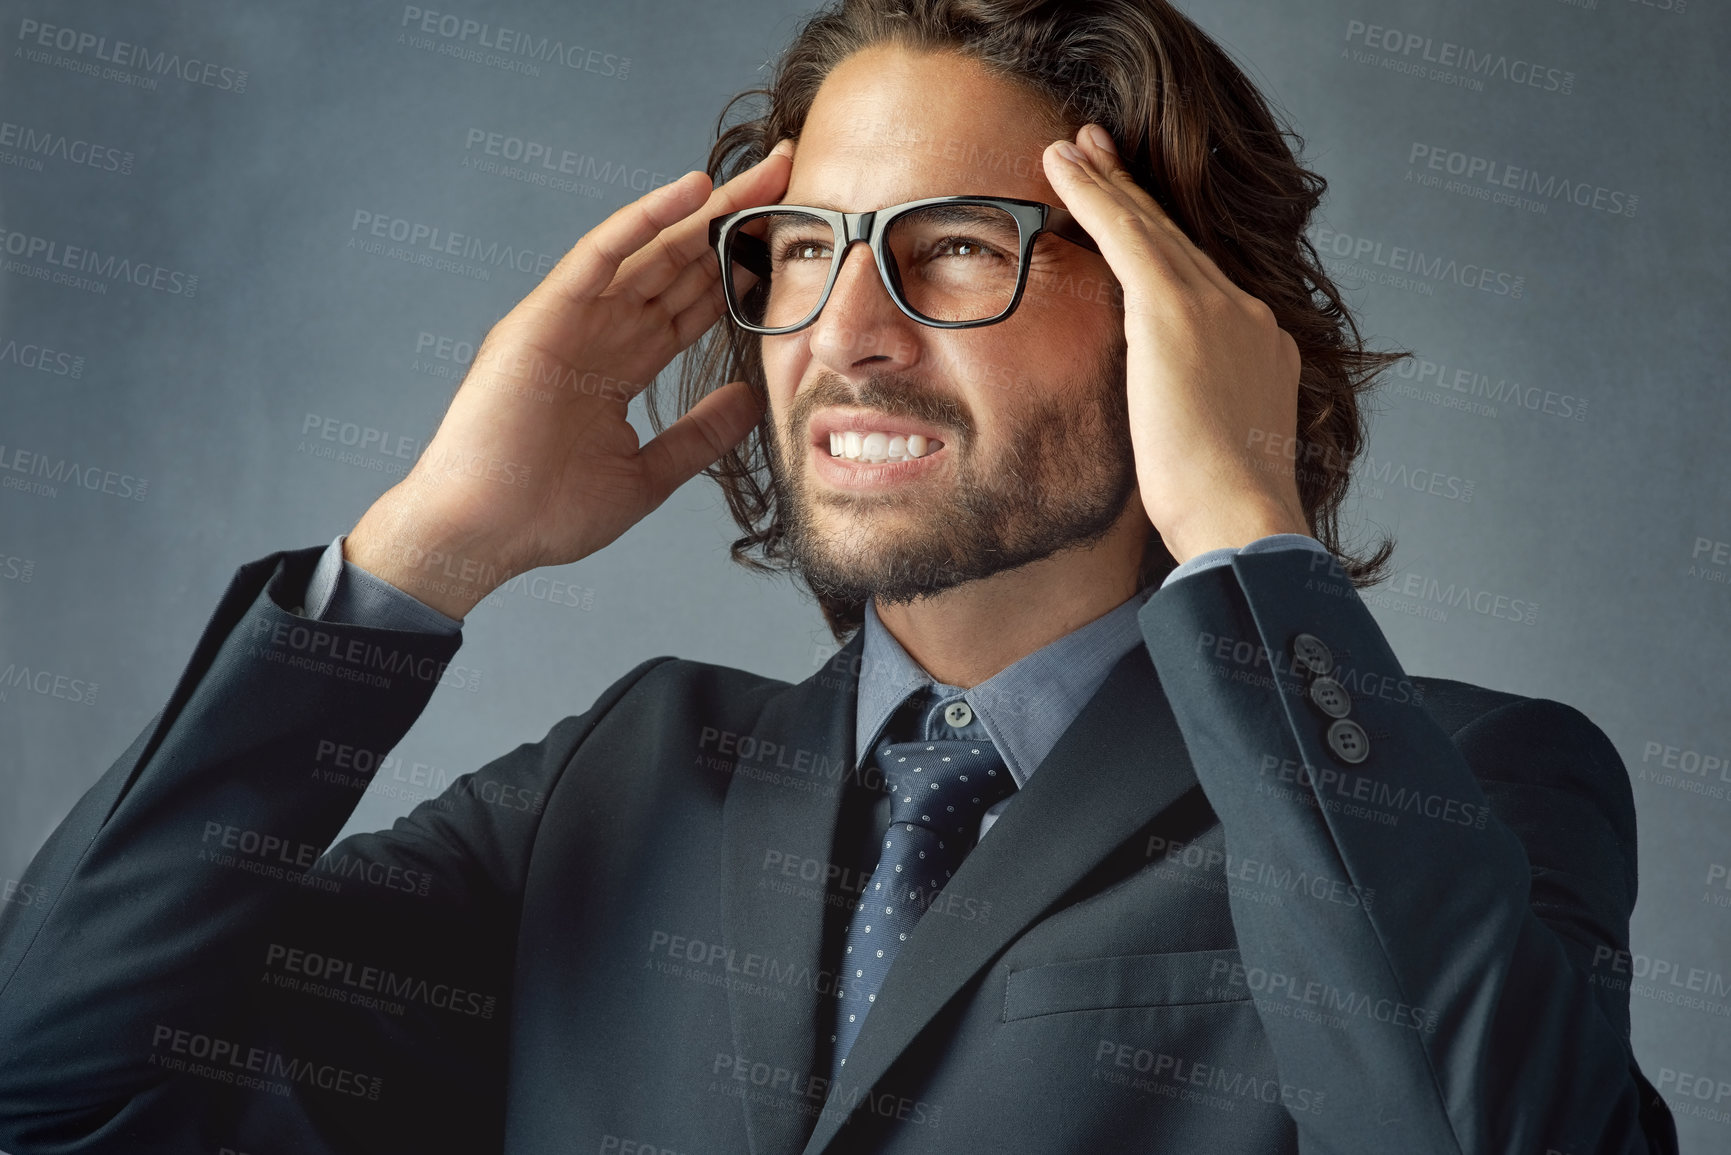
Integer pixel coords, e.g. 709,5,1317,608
871,508,1156,688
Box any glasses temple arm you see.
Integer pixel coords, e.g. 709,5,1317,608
1041,206,1101,255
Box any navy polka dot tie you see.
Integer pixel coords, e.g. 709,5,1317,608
829,733,1016,1077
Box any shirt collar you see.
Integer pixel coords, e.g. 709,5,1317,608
853,585,1155,788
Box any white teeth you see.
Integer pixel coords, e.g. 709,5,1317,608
827,430,943,462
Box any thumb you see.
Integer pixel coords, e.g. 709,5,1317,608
638,379,767,507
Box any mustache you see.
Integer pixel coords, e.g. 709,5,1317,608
788,370,975,442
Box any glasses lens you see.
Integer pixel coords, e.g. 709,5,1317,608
724,211,836,330
885,203,1022,324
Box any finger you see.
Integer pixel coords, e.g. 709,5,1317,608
1064,129,1219,294
1044,140,1208,306
540,170,715,307
669,275,730,349
615,140,796,305
648,237,725,320
1074,125,1248,305
637,377,766,508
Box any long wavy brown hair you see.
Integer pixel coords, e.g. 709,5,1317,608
651,0,1406,642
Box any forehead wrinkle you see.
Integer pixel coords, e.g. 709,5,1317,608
788,45,1064,211
784,172,1058,221
787,130,1056,212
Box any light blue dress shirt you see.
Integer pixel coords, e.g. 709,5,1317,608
299,532,1329,844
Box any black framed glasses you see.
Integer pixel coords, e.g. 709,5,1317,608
707,194,1100,335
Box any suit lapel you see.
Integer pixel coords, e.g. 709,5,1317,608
799,640,1200,1155
718,630,864,1155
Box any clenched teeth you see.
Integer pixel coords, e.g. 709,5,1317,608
828,430,944,462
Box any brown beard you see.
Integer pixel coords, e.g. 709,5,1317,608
767,339,1137,608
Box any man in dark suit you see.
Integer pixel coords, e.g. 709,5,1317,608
0,1,1679,1152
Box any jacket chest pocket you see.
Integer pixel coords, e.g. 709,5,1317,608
1003,948,1252,1021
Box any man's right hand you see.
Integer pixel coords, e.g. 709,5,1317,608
345,138,795,619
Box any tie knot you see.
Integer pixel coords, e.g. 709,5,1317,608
876,737,1016,837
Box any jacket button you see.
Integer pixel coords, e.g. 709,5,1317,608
1291,633,1334,677
1308,676,1351,718
1326,718,1370,764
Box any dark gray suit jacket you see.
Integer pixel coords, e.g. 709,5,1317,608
0,544,1679,1153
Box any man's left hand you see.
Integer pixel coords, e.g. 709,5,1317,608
1043,122,1310,564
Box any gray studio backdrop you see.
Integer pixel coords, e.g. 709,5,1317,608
1,0,1727,1148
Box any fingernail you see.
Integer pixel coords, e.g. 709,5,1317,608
1085,124,1117,156
1053,140,1085,166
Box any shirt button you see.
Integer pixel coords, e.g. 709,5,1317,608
943,701,973,728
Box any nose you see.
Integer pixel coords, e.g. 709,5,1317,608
805,241,922,377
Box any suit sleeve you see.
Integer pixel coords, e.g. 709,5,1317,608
1136,545,1679,1155
0,545,671,1155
